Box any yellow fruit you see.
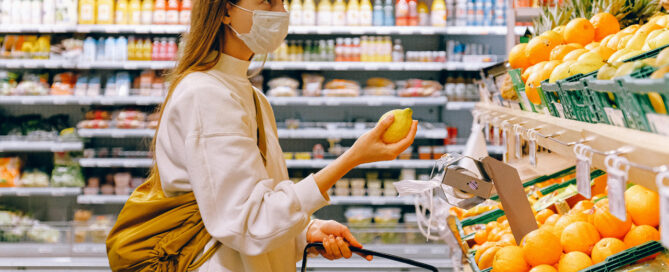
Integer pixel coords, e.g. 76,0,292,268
378,108,413,143
607,48,632,63
549,61,575,83
618,34,635,51
552,25,566,37
561,221,601,255
475,229,488,245
591,45,615,60
544,214,560,226
585,42,600,51
540,224,562,238
510,43,531,70
558,252,593,272
624,225,661,248
591,238,627,264
527,36,560,65
477,245,501,269
521,229,563,266
621,24,640,35
655,46,669,67
550,44,582,61
564,18,595,46
475,241,496,263
530,264,558,272
590,12,620,42
536,209,555,225
525,72,546,105
593,199,632,239
658,14,669,27
542,30,565,45
606,33,626,51
625,185,660,227
649,30,669,50
597,63,618,80
563,49,587,61
644,29,666,49
492,246,530,272
569,59,604,75
648,93,668,114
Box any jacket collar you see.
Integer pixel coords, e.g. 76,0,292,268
212,52,251,79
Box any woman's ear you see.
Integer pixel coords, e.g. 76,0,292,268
222,2,232,24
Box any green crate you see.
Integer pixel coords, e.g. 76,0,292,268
541,80,567,118
579,241,666,272
618,71,669,136
622,43,669,63
508,69,537,113
558,73,600,123
584,78,632,128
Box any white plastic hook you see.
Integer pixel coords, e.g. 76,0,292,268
656,170,669,248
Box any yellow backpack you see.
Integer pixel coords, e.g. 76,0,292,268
105,172,222,272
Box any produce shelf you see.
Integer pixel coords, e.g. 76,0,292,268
268,96,448,107
76,194,130,204
0,187,81,197
286,159,437,169
445,101,477,110
0,140,83,152
329,196,414,205
77,158,153,168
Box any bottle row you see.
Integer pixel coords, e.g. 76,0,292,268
286,0,506,27
0,0,191,26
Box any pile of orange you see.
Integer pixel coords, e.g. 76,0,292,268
470,184,661,272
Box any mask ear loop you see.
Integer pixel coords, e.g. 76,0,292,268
247,54,267,79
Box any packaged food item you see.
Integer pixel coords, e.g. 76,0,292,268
267,77,299,97
295,152,311,160
418,146,432,160
351,188,366,196
283,152,294,160
399,145,413,159
141,0,153,24
74,209,93,243
398,79,443,97
367,179,381,189
400,168,416,180
335,178,349,189
179,0,191,24
78,0,95,24
0,157,21,187
432,145,445,159
317,0,332,25
375,208,401,243
89,216,112,243
301,74,324,97
312,144,324,159
350,178,365,189
345,207,373,226
334,187,350,196
50,152,85,187
96,0,114,24
153,0,166,24
403,213,422,243
364,77,395,96
19,169,49,187
323,79,360,97
165,0,179,24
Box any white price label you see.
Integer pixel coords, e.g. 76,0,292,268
307,100,322,106
364,64,380,70
375,28,391,35
316,28,332,34
419,28,436,35
367,100,383,106
53,97,68,105
502,129,508,163
325,100,340,106
604,107,626,127
399,100,414,106
515,131,521,159
659,173,669,249
647,113,669,137
333,64,349,70
484,121,490,141
493,125,500,146
350,28,365,35
576,159,591,198
51,188,66,197
123,161,138,168
529,139,537,168
21,98,36,105
305,63,320,70
124,63,139,69
607,172,627,221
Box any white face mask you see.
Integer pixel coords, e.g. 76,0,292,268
227,3,289,55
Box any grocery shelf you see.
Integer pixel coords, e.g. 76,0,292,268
0,24,523,36
77,129,155,138
445,101,477,110
0,140,83,152
515,7,541,20
0,59,494,71
268,96,447,107
77,194,130,205
0,187,81,197
329,196,414,205
78,158,153,168
2,95,446,107
278,127,447,139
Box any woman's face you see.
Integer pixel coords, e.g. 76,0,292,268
225,0,286,34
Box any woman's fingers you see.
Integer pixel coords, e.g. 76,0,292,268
326,235,343,259
370,115,395,138
340,228,363,249
336,237,352,258
320,240,335,260
390,120,418,151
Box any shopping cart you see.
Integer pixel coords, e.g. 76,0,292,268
299,242,439,272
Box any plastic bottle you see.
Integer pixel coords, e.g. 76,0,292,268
79,0,95,24
466,0,474,26
105,36,116,61
295,40,303,62
289,0,301,25
151,38,160,60
346,0,359,26
143,38,152,60
153,0,166,24
20,0,31,24
332,0,346,26
96,37,105,60
96,0,114,24
166,0,178,24
430,0,446,26
334,38,343,61
395,0,408,26
43,0,55,24
302,0,315,25
383,36,392,62
115,0,128,24
392,39,403,62
127,36,136,60
417,0,428,26
359,0,372,26
475,0,483,26
455,0,466,26
116,36,128,61
167,37,177,60
141,0,152,24
30,0,40,24
372,0,383,26
352,37,360,61
128,0,141,24
83,37,96,62
407,0,417,26
316,0,331,26
179,0,190,24
383,0,393,26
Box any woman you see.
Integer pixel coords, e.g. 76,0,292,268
154,0,418,269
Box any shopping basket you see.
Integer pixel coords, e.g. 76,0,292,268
299,242,439,272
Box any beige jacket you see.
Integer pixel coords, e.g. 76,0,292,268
155,53,329,271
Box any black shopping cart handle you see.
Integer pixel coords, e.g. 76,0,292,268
300,242,439,272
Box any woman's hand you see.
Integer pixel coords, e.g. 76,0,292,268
347,115,418,165
306,220,372,261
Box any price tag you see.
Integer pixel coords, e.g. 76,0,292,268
21,98,36,105
657,171,669,249
514,124,522,159
604,107,625,127
305,63,320,70
493,125,500,146
502,128,508,163
38,246,54,254
307,100,322,106
484,120,490,141
528,130,537,168
606,155,629,221
375,28,391,35
53,96,69,105
350,28,365,35
316,28,332,34
574,144,593,199
646,113,669,137
399,99,414,106
419,28,436,35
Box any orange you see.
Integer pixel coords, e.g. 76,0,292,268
540,224,562,240
562,48,587,61
536,209,556,225
591,238,627,264
564,18,595,46
510,43,531,70
554,213,588,236
530,264,558,272
474,241,496,263
526,36,560,65
557,251,593,272
591,45,615,61
593,199,632,239
492,246,530,272
477,245,501,269
590,12,620,42
623,225,660,248
500,233,517,246
525,72,545,105
625,185,660,227
475,229,488,245
570,200,595,214
561,221,601,255
542,30,565,46
487,228,503,242
544,214,560,226
521,229,563,266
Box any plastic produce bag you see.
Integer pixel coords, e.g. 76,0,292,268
0,157,21,187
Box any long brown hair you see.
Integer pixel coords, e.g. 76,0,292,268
149,0,238,178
